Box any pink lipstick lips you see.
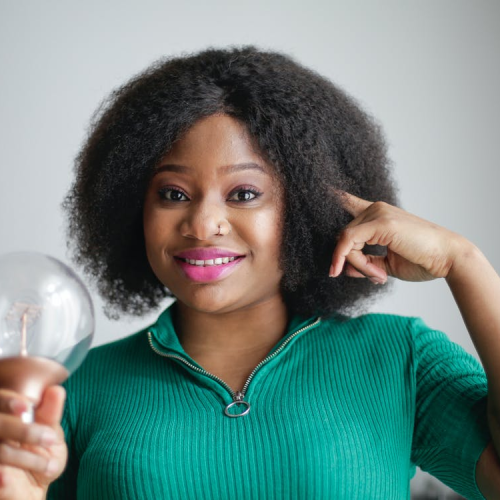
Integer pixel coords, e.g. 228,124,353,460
174,248,245,282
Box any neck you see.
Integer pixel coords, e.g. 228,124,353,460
173,296,289,359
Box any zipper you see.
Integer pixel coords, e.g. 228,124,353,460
147,316,321,418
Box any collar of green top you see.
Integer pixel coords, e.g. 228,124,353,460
148,301,318,361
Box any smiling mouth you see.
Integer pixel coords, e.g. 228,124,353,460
175,256,243,267
174,255,245,283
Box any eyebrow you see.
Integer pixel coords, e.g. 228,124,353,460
153,162,268,176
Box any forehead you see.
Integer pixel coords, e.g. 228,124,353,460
160,114,273,174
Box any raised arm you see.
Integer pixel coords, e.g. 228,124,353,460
445,244,500,496
330,192,500,497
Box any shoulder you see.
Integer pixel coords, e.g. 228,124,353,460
320,312,483,371
306,313,429,377
315,312,476,373
88,326,151,362
88,326,151,357
318,311,425,347
64,325,155,388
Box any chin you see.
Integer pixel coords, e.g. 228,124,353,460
174,286,246,315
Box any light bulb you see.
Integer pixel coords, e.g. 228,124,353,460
0,252,94,423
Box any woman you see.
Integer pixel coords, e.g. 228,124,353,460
0,46,499,499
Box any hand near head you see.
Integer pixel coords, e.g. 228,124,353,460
0,386,67,500
330,192,470,284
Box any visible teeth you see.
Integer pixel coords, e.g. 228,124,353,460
184,257,239,267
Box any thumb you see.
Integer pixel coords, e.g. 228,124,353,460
34,385,66,427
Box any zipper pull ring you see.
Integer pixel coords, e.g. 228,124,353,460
224,391,250,418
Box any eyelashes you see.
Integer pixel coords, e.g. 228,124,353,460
157,186,263,203
228,187,263,202
158,187,189,202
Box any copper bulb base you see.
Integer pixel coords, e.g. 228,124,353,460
0,356,69,422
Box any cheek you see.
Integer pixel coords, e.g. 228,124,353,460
142,207,174,284
249,208,283,259
143,204,156,249
143,204,171,255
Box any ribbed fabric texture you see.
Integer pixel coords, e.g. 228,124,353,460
47,305,490,500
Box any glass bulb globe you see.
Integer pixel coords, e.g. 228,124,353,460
0,251,94,422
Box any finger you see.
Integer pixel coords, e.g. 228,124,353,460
337,191,373,218
0,390,30,417
344,251,388,284
343,262,387,284
0,463,41,497
35,386,66,427
0,442,57,477
0,414,59,447
0,464,15,489
331,222,385,277
343,263,367,279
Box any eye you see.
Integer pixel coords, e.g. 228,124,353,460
227,188,262,202
158,187,189,202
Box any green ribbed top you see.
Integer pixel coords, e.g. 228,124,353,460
48,305,490,499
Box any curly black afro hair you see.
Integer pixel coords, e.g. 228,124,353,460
63,45,398,319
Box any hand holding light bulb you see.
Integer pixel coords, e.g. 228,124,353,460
0,252,94,498
0,385,67,498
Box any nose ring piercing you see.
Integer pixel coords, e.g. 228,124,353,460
216,222,230,236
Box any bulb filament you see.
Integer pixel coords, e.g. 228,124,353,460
5,302,42,357
20,311,28,357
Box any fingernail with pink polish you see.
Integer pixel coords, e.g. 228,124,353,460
40,429,58,446
9,399,27,414
45,459,60,476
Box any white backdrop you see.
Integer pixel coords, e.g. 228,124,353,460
1,1,499,495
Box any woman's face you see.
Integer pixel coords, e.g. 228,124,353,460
143,114,284,314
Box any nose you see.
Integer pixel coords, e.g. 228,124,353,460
180,198,228,240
